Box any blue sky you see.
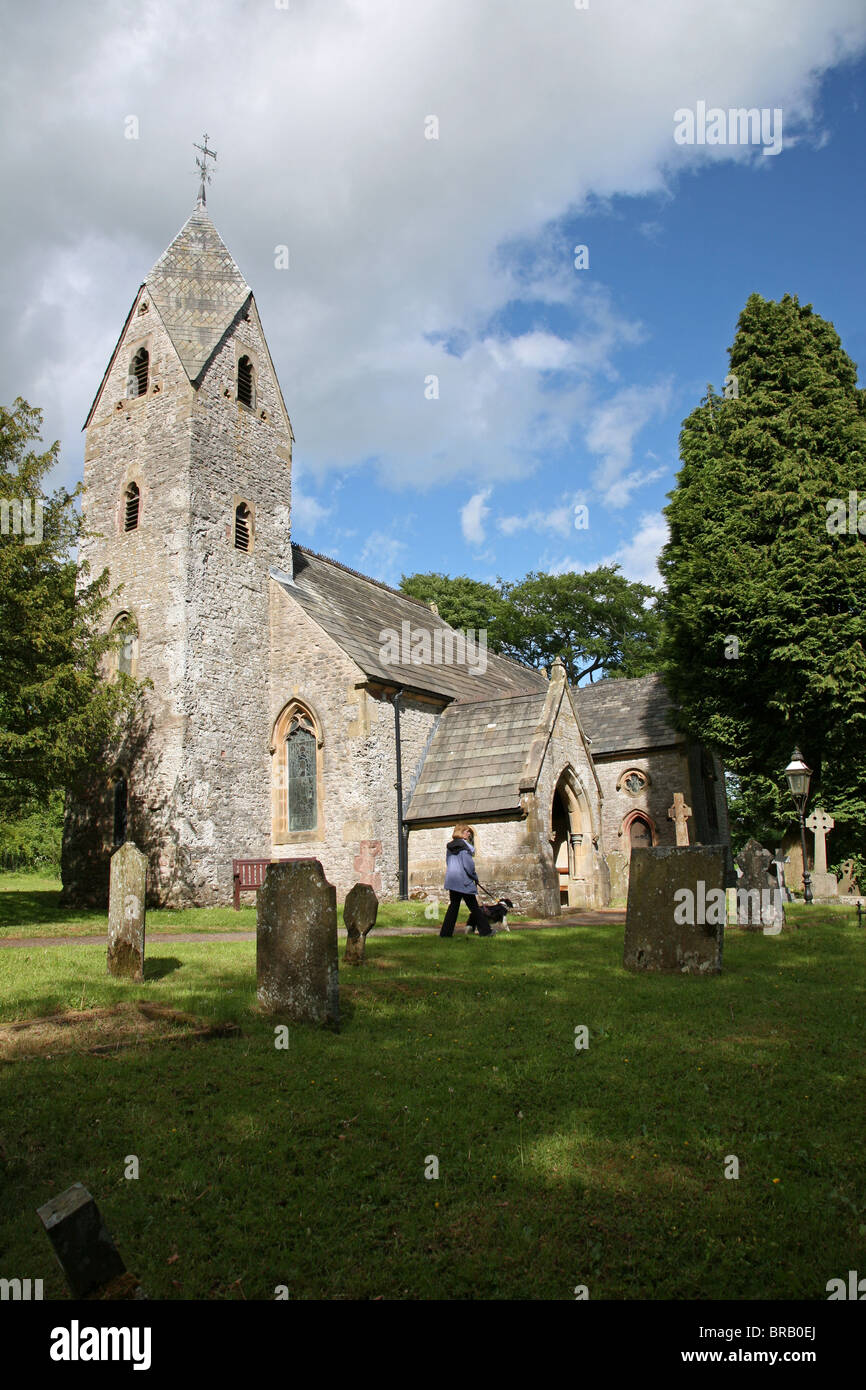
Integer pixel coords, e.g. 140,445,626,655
1,0,864,592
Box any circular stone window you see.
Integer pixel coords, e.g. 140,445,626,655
623,770,647,795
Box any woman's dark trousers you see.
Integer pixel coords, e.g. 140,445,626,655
440,890,490,937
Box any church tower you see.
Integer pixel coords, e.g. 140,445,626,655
63,181,293,905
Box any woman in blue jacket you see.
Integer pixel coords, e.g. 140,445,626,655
439,823,494,937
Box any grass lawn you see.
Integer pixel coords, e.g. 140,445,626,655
0,873,446,937
0,891,863,1301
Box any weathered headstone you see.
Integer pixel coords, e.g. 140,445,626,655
343,882,378,964
37,1183,128,1298
605,850,629,904
806,809,838,898
839,859,861,896
107,841,147,981
772,846,793,903
735,838,784,930
624,846,726,975
257,859,339,1026
667,793,692,846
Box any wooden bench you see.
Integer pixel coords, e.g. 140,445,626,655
232,859,272,910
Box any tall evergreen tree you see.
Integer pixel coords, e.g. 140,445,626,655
0,399,140,815
659,294,866,861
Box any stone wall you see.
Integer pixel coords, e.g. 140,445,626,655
63,289,195,905
172,299,292,904
269,586,444,901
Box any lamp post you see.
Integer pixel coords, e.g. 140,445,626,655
784,748,813,904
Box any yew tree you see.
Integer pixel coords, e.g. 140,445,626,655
659,294,866,861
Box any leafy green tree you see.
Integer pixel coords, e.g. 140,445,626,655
401,566,661,682
0,399,140,815
495,566,661,683
399,572,507,636
659,294,866,859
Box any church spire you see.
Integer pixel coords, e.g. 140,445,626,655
193,133,217,207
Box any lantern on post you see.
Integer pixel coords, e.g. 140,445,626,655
784,748,813,904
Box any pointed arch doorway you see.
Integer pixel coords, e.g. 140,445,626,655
551,769,592,910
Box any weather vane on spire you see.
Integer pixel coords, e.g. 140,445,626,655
193,133,217,206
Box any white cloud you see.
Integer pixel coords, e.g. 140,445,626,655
603,513,670,588
0,0,862,503
498,500,581,539
358,530,409,586
291,490,332,536
461,489,492,545
584,383,674,506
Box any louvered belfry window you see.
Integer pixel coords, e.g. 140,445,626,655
124,482,140,531
235,502,251,551
286,716,317,831
130,348,149,397
237,355,254,407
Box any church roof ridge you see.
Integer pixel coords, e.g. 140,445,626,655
291,543,440,613
290,543,548,687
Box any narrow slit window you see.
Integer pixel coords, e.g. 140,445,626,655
129,348,149,397
237,355,254,407
235,502,251,551
112,775,128,847
124,482,140,531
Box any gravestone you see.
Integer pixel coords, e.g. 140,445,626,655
806,809,838,898
772,846,792,903
839,859,861,896
37,1183,128,1297
605,850,629,904
624,846,726,975
667,793,692,846
107,842,147,981
257,859,339,1026
735,838,784,931
343,882,378,964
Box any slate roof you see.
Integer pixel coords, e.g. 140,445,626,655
145,206,251,381
572,673,681,755
406,692,549,822
277,546,548,703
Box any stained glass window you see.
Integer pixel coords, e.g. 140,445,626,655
286,717,316,831
624,771,646,794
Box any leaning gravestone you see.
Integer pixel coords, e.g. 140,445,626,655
107,842,147,981
624,846,726,975
736,838,784,931
37,1183,128,1298
257,859,339,1027
343,882,378,965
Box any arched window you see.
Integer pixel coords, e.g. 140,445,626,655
124,482,140,531
110,613,138,677
237,355,255,408
112,773,128,847
621,810,656,856
286,714,317,831
234,502,252,551
271,702,322,840
128,348,149,398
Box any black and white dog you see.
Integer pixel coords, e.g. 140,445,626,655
467,897,513,933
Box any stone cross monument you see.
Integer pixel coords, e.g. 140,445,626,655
667,793,692,846
805,809,838,898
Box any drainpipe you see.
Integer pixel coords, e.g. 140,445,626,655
393,689,409,900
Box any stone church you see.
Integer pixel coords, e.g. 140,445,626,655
62,195,730,914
